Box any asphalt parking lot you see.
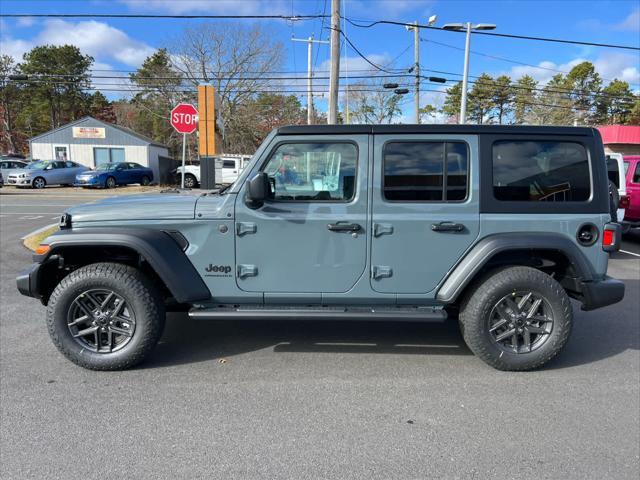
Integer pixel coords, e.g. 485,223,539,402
1,189,639,479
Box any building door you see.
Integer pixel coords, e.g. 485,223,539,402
234,136,368,295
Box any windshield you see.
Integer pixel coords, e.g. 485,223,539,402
95,164,118,171
27,161,50,169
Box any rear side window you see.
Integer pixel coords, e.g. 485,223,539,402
493,141,590,202
222,160,236,168
383,141,469,202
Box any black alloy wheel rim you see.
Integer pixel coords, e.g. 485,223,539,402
487,291,554,354
184,176,195,188
67,289,136,353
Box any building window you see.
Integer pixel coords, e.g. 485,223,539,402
492,141,590,202
94,148,125,167
383,141,469,202
54,146,68,161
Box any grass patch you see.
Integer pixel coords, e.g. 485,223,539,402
23,225,59,252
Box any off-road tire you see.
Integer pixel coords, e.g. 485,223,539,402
46,262,165,370
183,173,197,189
459,266,572,371
141,175,150,186
105,176,116,189
608,180,619,221
32,177,46,189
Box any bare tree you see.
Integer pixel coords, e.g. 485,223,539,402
168,22,285,152
343,81,403,124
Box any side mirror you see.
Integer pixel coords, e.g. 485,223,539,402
245,172,270,209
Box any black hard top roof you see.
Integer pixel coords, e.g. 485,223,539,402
277,124,597,136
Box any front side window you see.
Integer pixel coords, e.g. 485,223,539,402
493,141,590,202
383,141,469,202
263,142,357,201
634,163,640,184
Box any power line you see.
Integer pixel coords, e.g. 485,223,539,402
421,37,640,86
0,13,328,20
343,17,640,51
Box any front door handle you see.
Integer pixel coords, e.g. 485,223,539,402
327,222,362,232
431,222,465,232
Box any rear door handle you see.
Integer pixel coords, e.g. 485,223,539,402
431,222,465,232
328,222,362,232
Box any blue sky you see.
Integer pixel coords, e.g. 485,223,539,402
1,0,639,121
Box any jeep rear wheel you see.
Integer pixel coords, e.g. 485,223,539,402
459,266,572,371
46,262,165,370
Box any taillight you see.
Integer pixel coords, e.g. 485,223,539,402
619,195,630,209
602,223,620,252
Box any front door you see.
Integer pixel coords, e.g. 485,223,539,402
234,135,368,294
370,134,480,294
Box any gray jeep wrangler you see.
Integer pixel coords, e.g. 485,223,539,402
17,125,625,371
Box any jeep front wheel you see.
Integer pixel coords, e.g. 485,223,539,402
46,262,165,370
459,266,572,371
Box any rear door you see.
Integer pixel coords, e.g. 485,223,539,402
370,134,480,294
234,135,368,295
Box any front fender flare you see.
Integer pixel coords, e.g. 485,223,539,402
435,232,596,304
38,228,211,304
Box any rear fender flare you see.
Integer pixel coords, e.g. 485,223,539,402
436,233,596,304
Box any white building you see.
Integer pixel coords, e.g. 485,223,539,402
29,116,169,178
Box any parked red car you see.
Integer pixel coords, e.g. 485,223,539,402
623,155,640,232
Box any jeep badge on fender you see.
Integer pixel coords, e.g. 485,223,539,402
15,124,624,371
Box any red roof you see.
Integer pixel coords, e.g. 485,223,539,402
597,125,640,145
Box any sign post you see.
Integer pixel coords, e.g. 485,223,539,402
170,103,198,188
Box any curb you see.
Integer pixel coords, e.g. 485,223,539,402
21,222,58,241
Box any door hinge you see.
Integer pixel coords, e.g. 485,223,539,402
236,222,257,236
373,223,394,237
237,264,258,279
372,265,393,280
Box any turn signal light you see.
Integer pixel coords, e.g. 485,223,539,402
35,244,50,255
602,229,614,247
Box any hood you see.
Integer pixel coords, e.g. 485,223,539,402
67,191,202,223
77,170,99,176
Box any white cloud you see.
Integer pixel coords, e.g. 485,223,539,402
118,0,289,15
0,19,155,67
16,17,36,28
37,20,155,66
615,8,640,32
317,53,394,75
501,52,640,87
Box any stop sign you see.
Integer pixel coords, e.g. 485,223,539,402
170,103,198,134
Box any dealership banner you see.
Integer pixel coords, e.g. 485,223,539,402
72,127,106,139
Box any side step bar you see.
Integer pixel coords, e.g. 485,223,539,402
189,305,448,322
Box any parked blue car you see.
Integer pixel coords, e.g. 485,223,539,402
6,160,86,188
75,162,154,189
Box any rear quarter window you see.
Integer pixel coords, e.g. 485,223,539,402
493,140,591,202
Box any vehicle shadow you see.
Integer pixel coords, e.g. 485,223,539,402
142,279,639,370
142,316,472,369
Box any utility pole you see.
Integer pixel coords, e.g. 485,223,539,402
460,22,472,125
328,0,340,124
292,36,329,124
413,21,420,124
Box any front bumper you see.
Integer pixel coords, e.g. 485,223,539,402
16,263,42,299
7,177,31,186
580,276,625,311
74,177,100,187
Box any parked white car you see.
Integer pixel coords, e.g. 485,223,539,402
606,153,627,223
174,154,252,188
